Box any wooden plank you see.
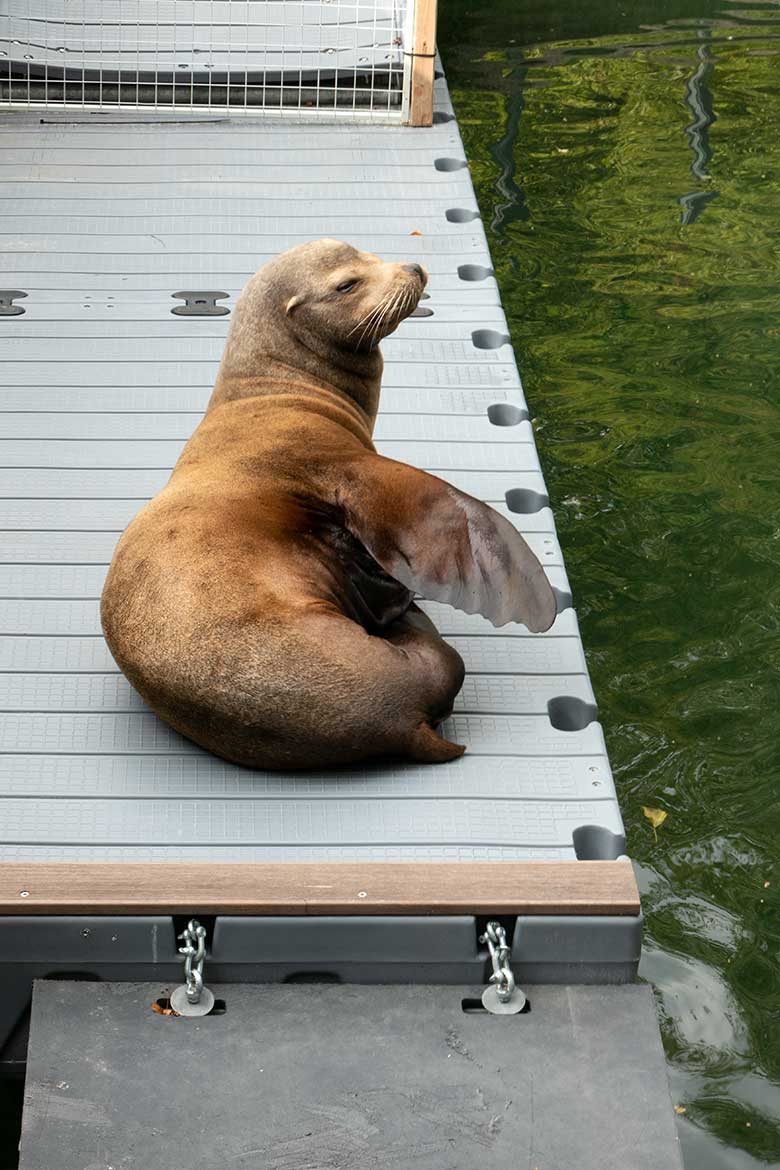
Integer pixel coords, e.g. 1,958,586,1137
406,0,437,127
0,860,640,916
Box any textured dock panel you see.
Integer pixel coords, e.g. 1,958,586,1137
0,76,624,864
18,981,683,1170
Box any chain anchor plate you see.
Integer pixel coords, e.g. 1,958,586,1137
0,290,27,317
480,921,527,1015
171,290,230,316
170,918,215,1017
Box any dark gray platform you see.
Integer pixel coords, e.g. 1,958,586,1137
19,979,683,1170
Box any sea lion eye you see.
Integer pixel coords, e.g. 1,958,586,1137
336,279,358,293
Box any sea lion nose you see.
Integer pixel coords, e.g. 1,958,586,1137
403,263,425,280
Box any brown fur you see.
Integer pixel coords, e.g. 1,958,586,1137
101,241,468,768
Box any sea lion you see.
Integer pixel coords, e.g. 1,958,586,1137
101,240,556,769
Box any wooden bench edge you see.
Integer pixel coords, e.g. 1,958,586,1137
0,859,641,916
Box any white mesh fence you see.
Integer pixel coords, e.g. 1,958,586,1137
0,0,414,119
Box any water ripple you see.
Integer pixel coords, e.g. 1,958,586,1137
441,2,780,1165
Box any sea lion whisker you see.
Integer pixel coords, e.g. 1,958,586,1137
348,296,389,336
399,285,416,322
371,288,404,344
357,294,396,348
356,306,390,348
357,309,384,349
348,302,382,338
369,289,401,343
349,293,394,339
353,296,393,348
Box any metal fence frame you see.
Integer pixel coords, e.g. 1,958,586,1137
0,0,436,123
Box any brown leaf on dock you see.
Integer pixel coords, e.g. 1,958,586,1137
151,1001,179,1017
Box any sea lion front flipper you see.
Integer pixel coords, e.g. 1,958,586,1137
337,455,556,632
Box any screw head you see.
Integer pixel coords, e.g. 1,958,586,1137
357,891,368,899
19,890,30,898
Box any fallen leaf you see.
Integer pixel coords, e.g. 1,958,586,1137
642,806,668,841
410,230,423,236
151,1000,179,1017
674,1105,687,1115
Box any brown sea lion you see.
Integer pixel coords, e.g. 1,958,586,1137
101,240,555,769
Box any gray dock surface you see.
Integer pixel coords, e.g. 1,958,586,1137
0,76,623,863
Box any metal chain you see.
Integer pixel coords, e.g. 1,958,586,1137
480,921,516,1003
178,919,207,1005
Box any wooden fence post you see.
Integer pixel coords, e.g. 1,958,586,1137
406,0,437,127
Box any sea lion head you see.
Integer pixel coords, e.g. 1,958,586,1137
213,240,427,416
269,238,427,351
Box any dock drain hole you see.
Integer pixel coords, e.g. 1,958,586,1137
505,487,549,514
548,695,598,732
572,825,626,861
153,996,227,1017
461,997,531,1015
487,403,528,427
445,208,480,223
553,586,573,613
472,328,510,350
458,264,493,282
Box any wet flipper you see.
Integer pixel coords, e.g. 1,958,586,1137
336,454,556,631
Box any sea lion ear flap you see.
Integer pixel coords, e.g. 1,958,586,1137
286,294,304,315
337,455,557,632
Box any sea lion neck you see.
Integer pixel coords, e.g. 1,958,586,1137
209,286,384,424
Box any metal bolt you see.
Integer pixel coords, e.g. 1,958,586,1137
19,890,30,898
81,928,91,937
357,891,368,898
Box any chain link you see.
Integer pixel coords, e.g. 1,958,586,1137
178,919,207,1004
480,921,516,1003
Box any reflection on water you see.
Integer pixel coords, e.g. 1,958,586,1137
681,30,717,221
438,1,780,1166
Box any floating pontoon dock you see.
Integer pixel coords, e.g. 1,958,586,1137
0,4,681,1167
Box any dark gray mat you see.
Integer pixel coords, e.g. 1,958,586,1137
19,980,682,1170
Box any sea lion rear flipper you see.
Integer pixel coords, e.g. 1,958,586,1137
337,455,556,631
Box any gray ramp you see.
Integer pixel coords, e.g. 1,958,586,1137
18,980,683,1170
0,75,623,863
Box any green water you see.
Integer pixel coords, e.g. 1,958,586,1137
438,1,780,1165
